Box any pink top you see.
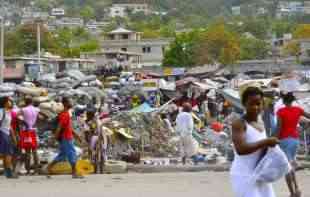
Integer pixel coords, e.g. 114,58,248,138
21,105,40,130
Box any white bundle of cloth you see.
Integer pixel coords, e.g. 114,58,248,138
252,146,291,184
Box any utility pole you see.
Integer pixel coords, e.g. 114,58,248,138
37,22,41,66
0,17,4,84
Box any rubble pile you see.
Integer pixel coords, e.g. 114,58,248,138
112,112,178,157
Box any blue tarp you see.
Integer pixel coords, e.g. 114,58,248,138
130,102,156,113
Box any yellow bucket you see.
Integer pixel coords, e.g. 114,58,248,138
49,160,94,175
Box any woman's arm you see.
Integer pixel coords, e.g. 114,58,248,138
303,111,310,120
232,119,279,155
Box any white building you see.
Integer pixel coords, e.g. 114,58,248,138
86,20,110,34
54,17,84,28
304,1,310,14
51,8,65,17
21,11,50,24
110,6,127,18
109,3,150,18
231,6,241,15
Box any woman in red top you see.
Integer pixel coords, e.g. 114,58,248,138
277,92,310,197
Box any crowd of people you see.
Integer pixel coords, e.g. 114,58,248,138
0,96,116,179
0,82,309,197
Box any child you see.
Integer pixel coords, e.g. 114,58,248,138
84,109,107,174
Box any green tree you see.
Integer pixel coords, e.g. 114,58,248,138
80,6,95,22
293,24,310,39
54,27,99,58
163,32,198,67
240,37,270,60
284,41,301,62
4,23,57,56
271,20,295,38
34,0,52,11
196,22,240,66
241,17,270,39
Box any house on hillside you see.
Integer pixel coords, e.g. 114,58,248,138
109,3,150,17
100,27,172,67
51,8,65,18
53,17,84,28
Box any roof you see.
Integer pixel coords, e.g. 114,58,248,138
108,27,134,34
175,77,199,87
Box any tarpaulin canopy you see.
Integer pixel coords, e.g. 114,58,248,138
217,88,243,111
175,77,199,87
130,102,156,113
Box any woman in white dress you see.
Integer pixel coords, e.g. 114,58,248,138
231,86,279,197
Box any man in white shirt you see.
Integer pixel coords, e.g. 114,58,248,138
175,103,197,165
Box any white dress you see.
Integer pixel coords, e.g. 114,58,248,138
230,123,276,197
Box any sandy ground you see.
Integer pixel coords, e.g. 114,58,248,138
0,171,310,197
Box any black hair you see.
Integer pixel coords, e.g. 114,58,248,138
62,97,73,109
0,97,11,108
25,97,33,106
183,102,192,112
283,92,295,105
242,87,264,106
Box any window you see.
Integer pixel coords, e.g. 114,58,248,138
121,48,127,52
122,34,129,39
143,46,151,53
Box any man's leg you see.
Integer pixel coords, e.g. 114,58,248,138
291,170,301,197
46,142,66,176
285,172,295,197
4,155,18,178
32,150,40,174
64,140,83,178
25,150,31,174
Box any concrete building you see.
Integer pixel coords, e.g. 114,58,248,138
109,3,150,17
299,39,310,57
110,6,126,18
277,1,306,18
54,17,84,28
3,57,96,82
51,8,65,17
101,27,172,67
21,11,50,24
86,20,110,34
304,1,310,14
231,6,241,15
81,51,141,69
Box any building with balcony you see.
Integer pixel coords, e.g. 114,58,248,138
101,27,172,67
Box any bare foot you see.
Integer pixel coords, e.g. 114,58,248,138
295,190,301,197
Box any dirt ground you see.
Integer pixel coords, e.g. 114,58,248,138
0,171,310,197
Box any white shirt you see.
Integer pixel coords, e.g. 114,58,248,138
175,112,194,136
0,109,11,135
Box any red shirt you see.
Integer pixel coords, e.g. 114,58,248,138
58,111,74,140
277,106,304,139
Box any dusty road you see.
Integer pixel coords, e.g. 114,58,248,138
0,171,310,197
